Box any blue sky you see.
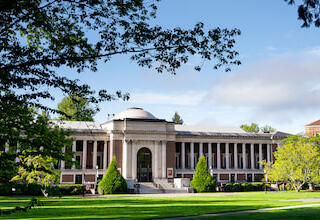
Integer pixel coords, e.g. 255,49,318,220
50,0,320,133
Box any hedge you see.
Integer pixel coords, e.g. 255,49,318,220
0,183,84,196
224,182,270,192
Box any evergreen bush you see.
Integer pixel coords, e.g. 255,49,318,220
190,155,216,192
98,156,127,194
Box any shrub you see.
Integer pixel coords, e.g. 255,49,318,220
232,182,242,192
58,184,85,195
98,156,127,194
190,155,216,192
224,183,233,192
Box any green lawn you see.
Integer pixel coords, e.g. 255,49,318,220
211,207,320,220
0,192,319,219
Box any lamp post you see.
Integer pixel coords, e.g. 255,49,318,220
95,165,99,194
264,169,267,194
209,166,214,177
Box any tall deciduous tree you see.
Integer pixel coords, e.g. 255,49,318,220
57,94,95,121
263,135,320,192
0,1,240,188
1,0,241,113
172,112,183,125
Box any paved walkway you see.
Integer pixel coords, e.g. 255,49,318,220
159,203,320,219
87,192,263,197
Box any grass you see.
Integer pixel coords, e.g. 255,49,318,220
0,191,319,219
211,207,320,220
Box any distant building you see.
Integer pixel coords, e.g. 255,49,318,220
54,107,288,190
305,120,320,137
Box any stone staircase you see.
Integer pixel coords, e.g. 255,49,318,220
136,181,188,194
136,182,164,194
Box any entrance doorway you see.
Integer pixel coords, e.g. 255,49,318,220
137,147,152,182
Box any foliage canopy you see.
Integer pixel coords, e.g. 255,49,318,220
263,135,320,192
57,94,95,121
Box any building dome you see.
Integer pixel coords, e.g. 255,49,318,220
112,107,158,120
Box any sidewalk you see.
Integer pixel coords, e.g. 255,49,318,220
159,203,320,219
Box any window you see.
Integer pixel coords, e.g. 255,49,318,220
76,140,83,151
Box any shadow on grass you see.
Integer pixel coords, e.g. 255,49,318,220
0,197,302,220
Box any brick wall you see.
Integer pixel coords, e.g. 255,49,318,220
111,140,122,169
62,174,74,182
306,127,320,137
237,173,246,181
84,174,95,182
219,173,229,181
166,141,175,178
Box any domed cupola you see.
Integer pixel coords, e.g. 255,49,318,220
112,107,158,120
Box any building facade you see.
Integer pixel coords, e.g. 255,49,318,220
305,120,320,137
56,108,287,189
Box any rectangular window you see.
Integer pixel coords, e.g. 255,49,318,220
76,140,83,151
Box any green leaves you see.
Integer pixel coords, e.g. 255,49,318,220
172,112,183,125
190,155,216,192
265,135,320,192
98,156,127,194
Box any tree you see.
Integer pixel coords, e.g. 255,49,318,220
0,102,73,195
190,155,216,192
285,0,320,27
240,123,260,133
57,94,95,121
240,123,276,133
98,156,127,194
1,0,240,113
0,151,17,184
261,125,276,133
11,150,61,197
172,112,184,125
263,135,320,192
1,1,240,190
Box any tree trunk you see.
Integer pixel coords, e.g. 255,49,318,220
41,189,48,197
308,183,313,191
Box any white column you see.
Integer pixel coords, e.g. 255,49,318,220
93,141,97,169
234,143,238,169
242,143,247,169
154,141,159,178
250,143,254,170
267,143,271,163
72,140,76,170
217,143,221,169
161,141,167,178
208,143,213,169
226,143,230,169
190,142,195,169
132,141,137,180
181,142,185,169
122,140,128,178
82,140,87,170
61,147,65,169
103,141,108,170
259,143,263,169
199,142,203,156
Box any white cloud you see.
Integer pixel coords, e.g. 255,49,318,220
204,47,320,133
208,48,320,110
130,91,206,106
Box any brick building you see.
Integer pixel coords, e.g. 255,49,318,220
55,107,288,190
305,120,320,137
